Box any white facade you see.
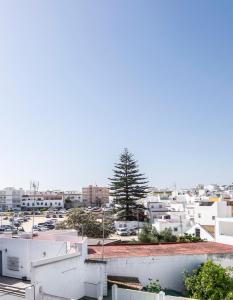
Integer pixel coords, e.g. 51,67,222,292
114,220,144,230
0,231,107,300
105,252,233,292
186,224,215,241
64,191,83,208
153,212,192,235
0,188,24,210
194,200,232,226
21,194,64,209
215,217,233,245
147,201,169,223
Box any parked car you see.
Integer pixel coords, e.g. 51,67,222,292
117,228,129,236
129,228,137,235
45,224,55,230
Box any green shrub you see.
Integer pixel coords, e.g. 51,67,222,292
184,260,233,300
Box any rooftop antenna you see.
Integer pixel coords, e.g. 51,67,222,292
30,180,39,235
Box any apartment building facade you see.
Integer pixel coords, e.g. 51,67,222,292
82,185,109,207
0,187,24,210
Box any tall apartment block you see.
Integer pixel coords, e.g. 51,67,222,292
82,185,109,207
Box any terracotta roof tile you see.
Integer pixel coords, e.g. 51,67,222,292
88,242,233,259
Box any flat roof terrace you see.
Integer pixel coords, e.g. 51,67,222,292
88,242,233,259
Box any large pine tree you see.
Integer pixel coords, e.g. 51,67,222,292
109,148,149,220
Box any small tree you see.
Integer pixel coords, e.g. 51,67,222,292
184,260,233,300
138,225,177,243
178,233,203,243
138,224,159,243
56,208,114,238
159,228,177,243
145,279,161,293
109,148,149,221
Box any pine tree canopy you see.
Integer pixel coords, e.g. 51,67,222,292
109,148,149,220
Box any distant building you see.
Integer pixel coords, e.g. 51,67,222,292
186,224,215,241
152,212,192,235
63,191,83,208
82,185,109,207
0,187,24,210
194,200,232,226
21,193,64,209
146,201,169,223
215,217,233,245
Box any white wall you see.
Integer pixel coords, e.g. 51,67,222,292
186,224,214,241
195,201,231,226
105,254,206,292
153,220,191,236
105,253,233,292
114,221,144,230
112,286,193,300
31,254,86,300
0,238,68,280
31,253,107,300
215,218,233,245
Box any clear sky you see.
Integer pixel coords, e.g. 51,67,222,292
0,1,233,191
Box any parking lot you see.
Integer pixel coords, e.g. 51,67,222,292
0,213,66,233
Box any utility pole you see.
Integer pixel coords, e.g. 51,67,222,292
102,205,105,260
137,209,140,236
31,181,39,235
180,215,183,235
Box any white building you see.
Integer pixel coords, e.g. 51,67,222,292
0,230,107,300
64,191,83,208
215,217,233,245
89,242,233,293
147,201,169,223
186,223,215,241
194,200,232,226
153,212,192,235
0,188,24,211
21,193,64,209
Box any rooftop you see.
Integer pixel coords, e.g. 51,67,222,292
0,230,85,243
88,242,233,259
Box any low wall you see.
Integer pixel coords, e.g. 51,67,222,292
31,253,86,300
106,254,205,291
112,285,192,300
31,253,107,300
106,253,233,292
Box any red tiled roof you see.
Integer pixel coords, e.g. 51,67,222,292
88,242,233,259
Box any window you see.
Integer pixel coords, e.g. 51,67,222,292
195,228,201,238
198,213,201,218
45,203,47,206
212,216,215,220
174,227,178,232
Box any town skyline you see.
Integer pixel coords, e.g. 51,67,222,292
1,1,233,189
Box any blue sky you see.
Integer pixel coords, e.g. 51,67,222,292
0,1,233,190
